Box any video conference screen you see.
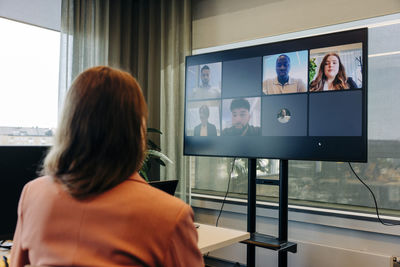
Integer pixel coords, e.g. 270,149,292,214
184,28,367,162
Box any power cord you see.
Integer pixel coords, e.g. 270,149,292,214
348,162,400,226
216,157,237,227
3,256,8,267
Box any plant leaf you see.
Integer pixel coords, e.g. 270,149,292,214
154,157,166,166
147,139,160,151
147,149,173,164
147,128,162,134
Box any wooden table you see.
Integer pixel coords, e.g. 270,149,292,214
196,223,250,254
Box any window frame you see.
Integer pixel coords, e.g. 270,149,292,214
189,12,400,233
0,17,61,146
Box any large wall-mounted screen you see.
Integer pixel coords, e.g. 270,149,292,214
184,28,367,162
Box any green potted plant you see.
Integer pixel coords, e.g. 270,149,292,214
139,128,172,181
309,57,317,84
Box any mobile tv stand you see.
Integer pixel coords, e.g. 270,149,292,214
240,158,297,267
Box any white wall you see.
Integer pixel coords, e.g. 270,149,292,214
192,0,400,49
0,0,61,30
192,1,400,266
193,201,400,267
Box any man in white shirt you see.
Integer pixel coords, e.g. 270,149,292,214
191,65,221,99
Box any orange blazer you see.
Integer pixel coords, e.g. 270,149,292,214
10,173,204,267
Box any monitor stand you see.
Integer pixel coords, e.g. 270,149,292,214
242,158,297,267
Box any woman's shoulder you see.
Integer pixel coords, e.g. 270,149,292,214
18,176,65,214
119,177,192,227
346,77,358,89
122,174,188,208
23,176,56,192
208,122,217,129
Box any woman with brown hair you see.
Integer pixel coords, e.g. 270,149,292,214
310,53,358,92
10,66,204,267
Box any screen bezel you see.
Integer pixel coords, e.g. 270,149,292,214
184,28,368,162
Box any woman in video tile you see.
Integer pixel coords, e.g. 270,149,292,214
310,53,358,91
194,105,217,136
278,108,291,123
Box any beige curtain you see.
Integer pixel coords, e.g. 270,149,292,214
59,0,192,201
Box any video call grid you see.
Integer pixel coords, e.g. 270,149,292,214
185,43,364,137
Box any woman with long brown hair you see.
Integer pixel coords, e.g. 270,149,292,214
10,66,204,267
310,53,358,92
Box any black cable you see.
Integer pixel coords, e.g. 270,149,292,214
348,162,400,226
216,157,237,227
3,256,8,267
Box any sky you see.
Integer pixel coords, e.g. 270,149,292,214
0,17,60,128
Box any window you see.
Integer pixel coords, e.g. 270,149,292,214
190,14,400,218
0,18,60,146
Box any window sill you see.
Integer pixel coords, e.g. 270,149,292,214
191,193,400,237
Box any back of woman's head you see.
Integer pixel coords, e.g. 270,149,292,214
43,66,148,199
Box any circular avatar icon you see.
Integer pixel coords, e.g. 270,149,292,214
277,108,291,124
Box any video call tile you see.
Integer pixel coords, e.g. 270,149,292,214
222,57,262,98
261,94,308,136
309,90,362,136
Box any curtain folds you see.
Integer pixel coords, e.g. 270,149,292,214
59,0,192,201
159,0,192,202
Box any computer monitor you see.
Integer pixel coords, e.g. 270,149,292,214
0,146,48,240
149,180,179,196
184,28,368,162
